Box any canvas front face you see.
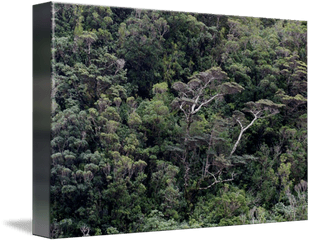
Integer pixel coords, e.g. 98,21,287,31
43,2,308,238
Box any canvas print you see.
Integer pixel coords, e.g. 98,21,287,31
42,2,308,238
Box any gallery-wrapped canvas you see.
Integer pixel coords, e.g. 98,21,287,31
33,1,308,238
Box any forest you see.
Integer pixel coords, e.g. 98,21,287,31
50,3,307,238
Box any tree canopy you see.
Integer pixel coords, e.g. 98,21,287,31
50,3,307,238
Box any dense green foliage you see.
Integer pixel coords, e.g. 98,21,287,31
50,3,307,238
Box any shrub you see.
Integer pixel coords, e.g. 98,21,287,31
192,184,249,227
143,210,179,232
106,227,119,235
94,228,102,236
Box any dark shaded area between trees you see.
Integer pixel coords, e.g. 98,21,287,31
50,3,307,238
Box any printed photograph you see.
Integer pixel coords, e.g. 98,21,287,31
50,2,307,238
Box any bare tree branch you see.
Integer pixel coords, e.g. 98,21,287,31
198,172,235,190
230,100,283,157
192,93,223,114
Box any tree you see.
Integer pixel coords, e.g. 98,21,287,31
171,67,244,200
79,31,98,55
230,99,284,156
172,67,244,140
117,9,169,97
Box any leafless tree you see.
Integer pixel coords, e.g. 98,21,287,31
80,225,90,236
